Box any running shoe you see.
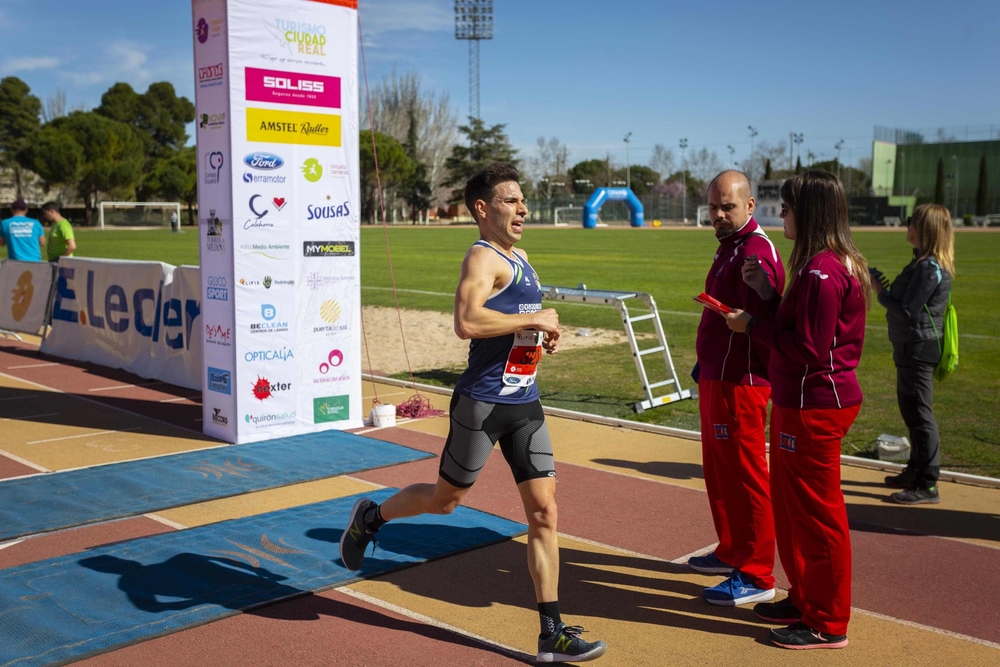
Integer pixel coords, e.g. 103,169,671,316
537,623,607,663
339,497,377,570
890,485,940,505
703,570,775,606
687,551,733,574
769,621,848,649
754,597,802,623
884,468,917,488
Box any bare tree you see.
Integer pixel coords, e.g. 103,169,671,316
740,139,788,179
526,136,569,198
686,147,725,181
648,143,674,180
363,69,458,208
41,89,84,123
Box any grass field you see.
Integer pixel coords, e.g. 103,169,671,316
7,225,999,477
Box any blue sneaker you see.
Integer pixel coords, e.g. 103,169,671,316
703,570,775,606
687,551,733,575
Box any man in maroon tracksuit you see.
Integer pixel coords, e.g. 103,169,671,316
690,170,786,607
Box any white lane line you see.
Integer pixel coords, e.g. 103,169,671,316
559,459,708,494
144,513,188,530
7,362,59,369
337,587,535,663
0,448,49,473
0,538,25,552
360,390,411,400
1,412,59,421
669,543,719,565
88,381,166,393
26,426,142,445
0,370,205,438
158,396,202,404
353,418,415,436
854,607,1000,650
0,394,39,402
1,442,233,481
559,532,671,562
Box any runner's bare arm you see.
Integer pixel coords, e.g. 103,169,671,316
454,246,559,340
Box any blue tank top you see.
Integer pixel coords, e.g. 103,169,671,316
454,241,545,404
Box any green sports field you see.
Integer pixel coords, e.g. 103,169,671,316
10,225,1000,477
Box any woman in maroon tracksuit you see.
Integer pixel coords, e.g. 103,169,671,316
725,170,870,649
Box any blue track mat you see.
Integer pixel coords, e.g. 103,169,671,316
0,490,526,667
0,432,432,540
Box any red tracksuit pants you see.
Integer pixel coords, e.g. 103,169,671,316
699,379,775,589
770,404,861,636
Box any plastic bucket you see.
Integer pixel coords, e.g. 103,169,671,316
370,403,397,428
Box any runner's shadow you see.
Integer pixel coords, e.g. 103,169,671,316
592,458,704,480
351,535,770,641
79,553,300,613
842,488,1000,545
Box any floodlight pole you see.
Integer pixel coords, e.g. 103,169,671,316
455,1,494,120
679,138,688,223
727,145,735,168
951,154,960,217
835,140,844,182
899,150,906,219
747,125,757,180
624,132,632,190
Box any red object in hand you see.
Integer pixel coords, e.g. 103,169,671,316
694,292,732,316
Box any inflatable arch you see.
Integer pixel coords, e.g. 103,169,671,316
582,187,645,228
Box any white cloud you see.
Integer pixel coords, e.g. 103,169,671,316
3,56,59,73
58,41,153,89
359,0,453,36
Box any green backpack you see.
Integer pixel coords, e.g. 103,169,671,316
925,291,958,382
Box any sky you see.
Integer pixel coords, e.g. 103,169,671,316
2,0,998,171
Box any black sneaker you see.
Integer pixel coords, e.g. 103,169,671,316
769,621,848,649
339,498,377,570
537,623,607,663
891,485,940,505
754,597,802,624
884,468,917,488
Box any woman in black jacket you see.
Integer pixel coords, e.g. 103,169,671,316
871,204,954,504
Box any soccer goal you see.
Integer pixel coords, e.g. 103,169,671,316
98,202,182,229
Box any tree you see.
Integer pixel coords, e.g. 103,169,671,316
976,154,988,216
648,144,675,180
443,118,518,204
36,112,145,224
569,159,609,193
0,77,42,199
364,69,458,209
401,109,432,222
527,136,569,199
144,146,197,224
97,82,194,157
934,157,945,205
763,159,773,180
360,131,415,224
686,147,724,181
18,126,84,192
741,140,787,180
795,156,803,175
626,165,660,196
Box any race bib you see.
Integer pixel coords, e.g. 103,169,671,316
500,330,543,394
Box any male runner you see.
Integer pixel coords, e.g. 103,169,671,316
690,170,785,606
340,163,606,664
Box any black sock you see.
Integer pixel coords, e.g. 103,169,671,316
538,601,561,637
363,504,387,531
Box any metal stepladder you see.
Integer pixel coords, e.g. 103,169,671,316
540,285,695,413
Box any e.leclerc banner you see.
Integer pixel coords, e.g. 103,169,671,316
193,0,361,443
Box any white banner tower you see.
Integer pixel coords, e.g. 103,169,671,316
192,0,362,443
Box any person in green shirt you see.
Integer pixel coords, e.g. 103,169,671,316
41,202,76,262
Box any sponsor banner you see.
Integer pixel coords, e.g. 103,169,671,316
41,258,203,391
0,260,56,335
245,107,342,147
194,0,360,442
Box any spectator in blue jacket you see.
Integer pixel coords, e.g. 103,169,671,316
871,204,954,505
1,199,46,262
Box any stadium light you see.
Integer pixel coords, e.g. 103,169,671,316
791,132,804,170
747,126,758,180
726,145,735,168
624,132,632,190
679,138,688,222
455,1,494,120
835,140,844,181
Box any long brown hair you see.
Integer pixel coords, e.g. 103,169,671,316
781,170,871,309
910,203,955,277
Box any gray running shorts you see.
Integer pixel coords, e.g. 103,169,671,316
439,392,555,488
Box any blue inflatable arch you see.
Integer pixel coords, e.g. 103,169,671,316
582,187,645,228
